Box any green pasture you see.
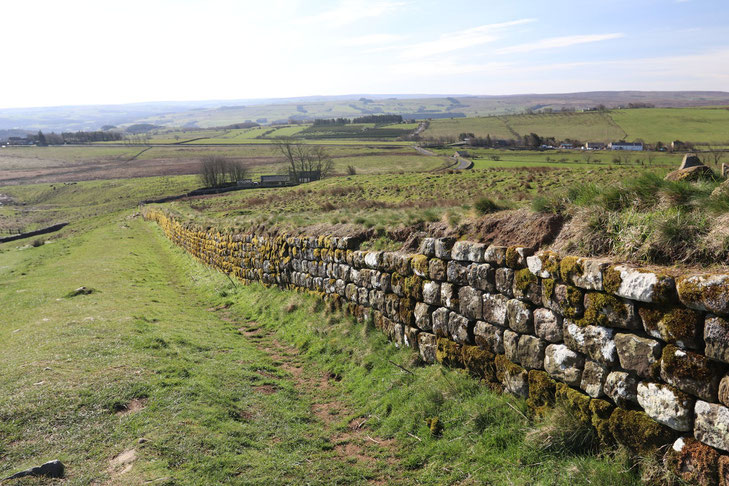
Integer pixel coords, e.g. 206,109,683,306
611,107,729,145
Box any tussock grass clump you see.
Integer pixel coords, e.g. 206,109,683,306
526,402,599,455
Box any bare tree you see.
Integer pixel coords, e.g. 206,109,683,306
273,138,333,180
199,155,229,188
225,160,250,183
706,146,726,167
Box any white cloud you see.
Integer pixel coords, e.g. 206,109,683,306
495,33,625,55
295,0,406,26
340,33,405,47
403,19,536,58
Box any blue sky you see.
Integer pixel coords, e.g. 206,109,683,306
1,0,728,108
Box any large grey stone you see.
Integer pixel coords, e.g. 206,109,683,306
434,237,455,260
467,263,495,292
418,237,436,257
451,241,486,263
604,371,638,407
458,286,483,320
418,332,437,363
563,320,617,366
483,293,509,326
615,333,662,379
705,315,729,364
526,251,560,279
677,274,729,315
504,329,520,363
364,251,382,269
720,375,729,407
569,258,608,291
446,261,469,285
495,267,514,297
637,382,694,432
545,283,584,319
606,265,675,303
517,335,546,370
422,281,441,306
580,360,607,398
639,305,703,350
414,302,434,331
544,344,584,387
694,400,729,452
500,360,529,398
474,321,504,354
534,308,563,343
448,313,471,345
582,292,640,329
440,282,459,310
428,258,447,281
432,307,450,338
507,299,533,334
484,245,507,266
661,345,724,401
680,153,704,169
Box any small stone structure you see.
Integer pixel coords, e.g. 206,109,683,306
145,208,729,484
665,153,714,182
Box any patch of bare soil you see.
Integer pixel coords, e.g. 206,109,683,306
115,398,148,416
108,448,137,477
469,209,564,248
231,317,399,482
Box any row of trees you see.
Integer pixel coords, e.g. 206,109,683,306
198,156,250,188
32,130,124,145
311,114,404,126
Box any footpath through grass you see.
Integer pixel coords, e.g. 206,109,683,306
0,214,642,485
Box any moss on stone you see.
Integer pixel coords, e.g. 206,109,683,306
514,268,538,292
559,256,583,283
603,266,623,295
608,408,676,455
540,251,561,276
495,354,525,383
580,292,626,327
664,437,721,486
505,246,520,268
411,254,429,276
436,338,464,368
403,275,423,300
461,345,496,382
425,417,443,437
661,344,715,385
555,382,591,426
526,370,556,416
589,399,614,445
542,278,556,302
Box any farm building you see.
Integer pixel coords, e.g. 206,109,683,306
609,142,643,151
260,175,292,187
296,170,321,183
583,142,606,150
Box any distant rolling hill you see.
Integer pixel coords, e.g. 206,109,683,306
1,91,728,132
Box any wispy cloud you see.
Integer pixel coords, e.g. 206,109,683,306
340,33,405,47
495,33,624,55
296,0,406,26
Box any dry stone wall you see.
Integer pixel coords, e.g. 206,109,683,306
145,208,729,484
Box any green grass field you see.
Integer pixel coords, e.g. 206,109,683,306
611,107,729,145
0,205,644,485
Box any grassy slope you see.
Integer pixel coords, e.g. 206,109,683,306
0,213,641,485
611,107,729,144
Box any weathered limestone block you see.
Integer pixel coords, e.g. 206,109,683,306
440,282,459,310
544,344,584,387
399,297,415,325
451,241,486,263
418,237,436,258
534,308,563,343
695,401,729,452
544,283,584,318
639,305,703,350
345,283,358,302
384,293,399,319
526,251,560,279
564,320,617,366
468,263,495,292
706,315,729,364
418,332,437,363
504,329,520,364
608,408,676,455
448,313,471,345
720,375,729,407
495,355,529,398
495,267,514,297
371,290,384,310
615,333,662,379
357,287,369,306
561,256,608,291
364,251,382,269
507,299,534,334
390,273,403,296
474,321,504,354
637,382,694,432
446,261,470,286
603,265,676,304
665,437,721,486
517,335,546,370
513,269,541,305
580,359,608,398
458,286,483,320
661,345,724,401
483,293,509,326
403,326,419,349
678,274,729,315
582,292,640,329
434,237,455,260
505,246,533,269
414,302,434,331
428,258,447,281
484,245,507,266
422,280,441,306
432,307,450,338
604,371,639,407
